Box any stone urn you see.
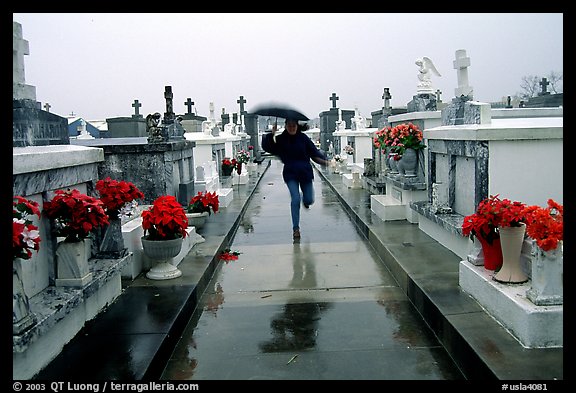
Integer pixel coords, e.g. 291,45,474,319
141,236,183,280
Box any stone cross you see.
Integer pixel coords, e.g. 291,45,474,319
382,88,391,109
131,99,142,118
435,89,442,103
43,103,51,112
237,95,246,113
539,78,550,96
184,98,194,114
453,49,473,98
209,102,215,121
164,86,174,123
330,93,339,109
12,22,29,87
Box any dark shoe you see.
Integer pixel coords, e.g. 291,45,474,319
293,229,301,239
303,204,310,209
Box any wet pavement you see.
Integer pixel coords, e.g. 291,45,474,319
34,157,563,382
161,159,463,380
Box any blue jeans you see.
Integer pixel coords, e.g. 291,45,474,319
285,179,314,231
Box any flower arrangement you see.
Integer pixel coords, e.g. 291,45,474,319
461,194,526,244
393,122,426,154
142,195,189,240
333,154,345,163
187,191,220,215
343,145,354,155
43,189,109,242
523,199,563,251
13,196,41,260
373,125,399,152
373,123,426,155
95,177,144,218
222,157,237,170
236,149,251,164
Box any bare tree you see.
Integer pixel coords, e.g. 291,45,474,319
519,75,540,99
547,71,563,94
518,71,563,99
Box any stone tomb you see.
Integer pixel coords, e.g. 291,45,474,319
370,111,441,223
410,104,563,348
13,145,132,379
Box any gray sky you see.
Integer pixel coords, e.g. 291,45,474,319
13,13,563,122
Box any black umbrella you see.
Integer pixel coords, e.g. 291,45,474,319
250,104,309,121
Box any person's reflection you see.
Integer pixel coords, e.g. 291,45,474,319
289,241,316,289
204,282,225,316
259,243,331,352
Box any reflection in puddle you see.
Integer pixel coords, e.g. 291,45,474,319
259,301,332,352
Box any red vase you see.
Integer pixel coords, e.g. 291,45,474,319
477,235,503,271
236,162,243,175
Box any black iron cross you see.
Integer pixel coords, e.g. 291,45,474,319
132,99,141,117
237,95,246,113
184,98,194,114
539,78,550,95
330,93,339,109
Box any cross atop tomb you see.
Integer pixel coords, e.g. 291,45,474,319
330,93,339,109
382,88,391,109
184,98,195,114
164,86,174,124
539,77,550,96
132,99,142,118
237,95,246,113
43,103,51,112
435,89,442,103
453,49,473,98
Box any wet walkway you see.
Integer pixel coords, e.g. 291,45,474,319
161,159,463,380
34,157,563,381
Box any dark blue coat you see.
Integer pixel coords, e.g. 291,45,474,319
262,131,326,183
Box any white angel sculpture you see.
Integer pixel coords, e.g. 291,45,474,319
415,57,441,94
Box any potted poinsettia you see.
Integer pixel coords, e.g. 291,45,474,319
462,194,528,282
186,191,219,229
523,199,563,305
96,177,144,219
221,158,237,176
43,189,109,286
12,196,41,332
141,195,189,280
13,196,41,261
95,177,144,257
393,122,426,177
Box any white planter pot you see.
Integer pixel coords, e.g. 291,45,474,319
141,236,183,280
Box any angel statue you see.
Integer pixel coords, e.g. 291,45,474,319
415,57,441,94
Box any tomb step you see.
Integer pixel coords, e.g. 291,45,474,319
370,194,406,221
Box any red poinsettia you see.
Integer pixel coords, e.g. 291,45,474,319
222,158,237,169
523,199,563,251
13,196,41,260
461,194,527,245
142,195,188,240
43,189,109,242
187,191,219,215
96,177,144,217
